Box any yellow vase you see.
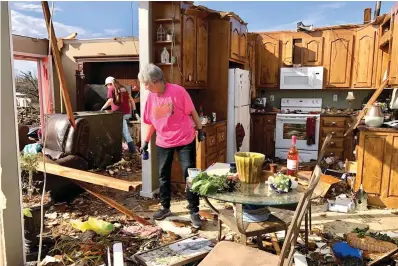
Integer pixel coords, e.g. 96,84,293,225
234,152,265,184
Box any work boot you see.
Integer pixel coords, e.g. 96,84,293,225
190,213,203,229
153,207,172,220
127,141,136,154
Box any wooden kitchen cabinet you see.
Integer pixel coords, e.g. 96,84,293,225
353,25,377,88
281,36,293,66
319,116,354,161
355,128,398,208
250,114,276,158
171,121,227,184
323,30,354,88
229,17,248,63
389,6,398,86
302,37,324,66
256,35,280,88
247,33,257,99
182,14,208,88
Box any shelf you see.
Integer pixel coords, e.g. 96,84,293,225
154,41,174,44
154,18,180,23
156,63,174,66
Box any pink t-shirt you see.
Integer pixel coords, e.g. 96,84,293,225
143,83,195,148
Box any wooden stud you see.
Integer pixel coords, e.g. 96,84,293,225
41,1,75,127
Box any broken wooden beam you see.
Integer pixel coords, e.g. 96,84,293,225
36,160,141,192
41,1,75,128
344,78,389,136
78,182,151,226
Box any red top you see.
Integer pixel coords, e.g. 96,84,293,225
107,86,131,115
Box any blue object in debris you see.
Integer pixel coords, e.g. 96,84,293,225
332,242,362,259
23,143,43,155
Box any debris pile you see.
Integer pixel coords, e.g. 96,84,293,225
18,107,40,126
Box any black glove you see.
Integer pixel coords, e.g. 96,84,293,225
198,129,205,142
140,141,149,154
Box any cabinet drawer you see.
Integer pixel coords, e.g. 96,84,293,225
217,126,226,143
206,133,217,154
321,127,345,137
217,149,226,163
264,115,276,126
322,137,345,148
324,148,344,159
321,117,347,128
206,152,217,168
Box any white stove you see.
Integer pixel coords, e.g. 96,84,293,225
275,98,322,162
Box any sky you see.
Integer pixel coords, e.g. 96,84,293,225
11,1,396,74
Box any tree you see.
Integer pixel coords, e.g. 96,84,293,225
15,71,39,104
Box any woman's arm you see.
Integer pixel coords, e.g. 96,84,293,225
191,109,202,130
144,124,155,142
129,95,137,111
101,98,113,111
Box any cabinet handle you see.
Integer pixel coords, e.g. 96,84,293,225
329,152,335,156
331,131,336,135
331,122,336,125
330,141,335,146
267,120,271,123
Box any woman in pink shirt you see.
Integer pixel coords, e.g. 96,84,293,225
138,64,204,228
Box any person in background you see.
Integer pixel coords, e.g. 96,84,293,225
100,76,137,154
138,64,205,229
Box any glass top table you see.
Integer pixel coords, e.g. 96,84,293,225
203,181,325,206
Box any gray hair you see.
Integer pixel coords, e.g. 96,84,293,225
138,63,165,84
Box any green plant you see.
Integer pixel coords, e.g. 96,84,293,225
20,153,39,198
191,172,240,195
166,29,173,35
272,173,292,192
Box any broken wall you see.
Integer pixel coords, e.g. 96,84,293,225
61,37,139,111
12,35,62,113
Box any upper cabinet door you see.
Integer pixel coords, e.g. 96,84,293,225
257,36,280,88
196,17,208,87
230,19,241,61
302,37,324,66
353,25,377,88
281,36,293,66
324,30,354,88
389,7,398,86
239,24,248,60
183,14,197,87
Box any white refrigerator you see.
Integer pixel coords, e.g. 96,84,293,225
227,68,251,163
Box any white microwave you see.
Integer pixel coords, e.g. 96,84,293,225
280,66,324,90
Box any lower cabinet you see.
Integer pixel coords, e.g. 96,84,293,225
171,121,227,184
250,114,276,158
355,129,398,208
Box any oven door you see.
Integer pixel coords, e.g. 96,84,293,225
275,116,320,151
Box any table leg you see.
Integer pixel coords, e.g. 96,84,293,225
203,196,219,214
305,211,309,254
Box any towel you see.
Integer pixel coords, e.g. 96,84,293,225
306,117,316,145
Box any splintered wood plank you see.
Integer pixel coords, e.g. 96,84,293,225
41,1,75,127
79,182,151,226
36,161,141,192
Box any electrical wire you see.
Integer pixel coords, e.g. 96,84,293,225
37,1,54,263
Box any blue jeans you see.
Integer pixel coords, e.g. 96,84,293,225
122,114,133,143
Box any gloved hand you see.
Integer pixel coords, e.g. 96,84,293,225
198,129,205,142
140,141,149,154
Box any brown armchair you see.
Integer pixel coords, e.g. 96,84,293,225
41,114,90,202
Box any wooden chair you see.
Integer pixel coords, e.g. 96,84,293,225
199,165,323,266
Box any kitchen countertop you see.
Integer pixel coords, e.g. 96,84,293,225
358,126,398,133
320,113,356,117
